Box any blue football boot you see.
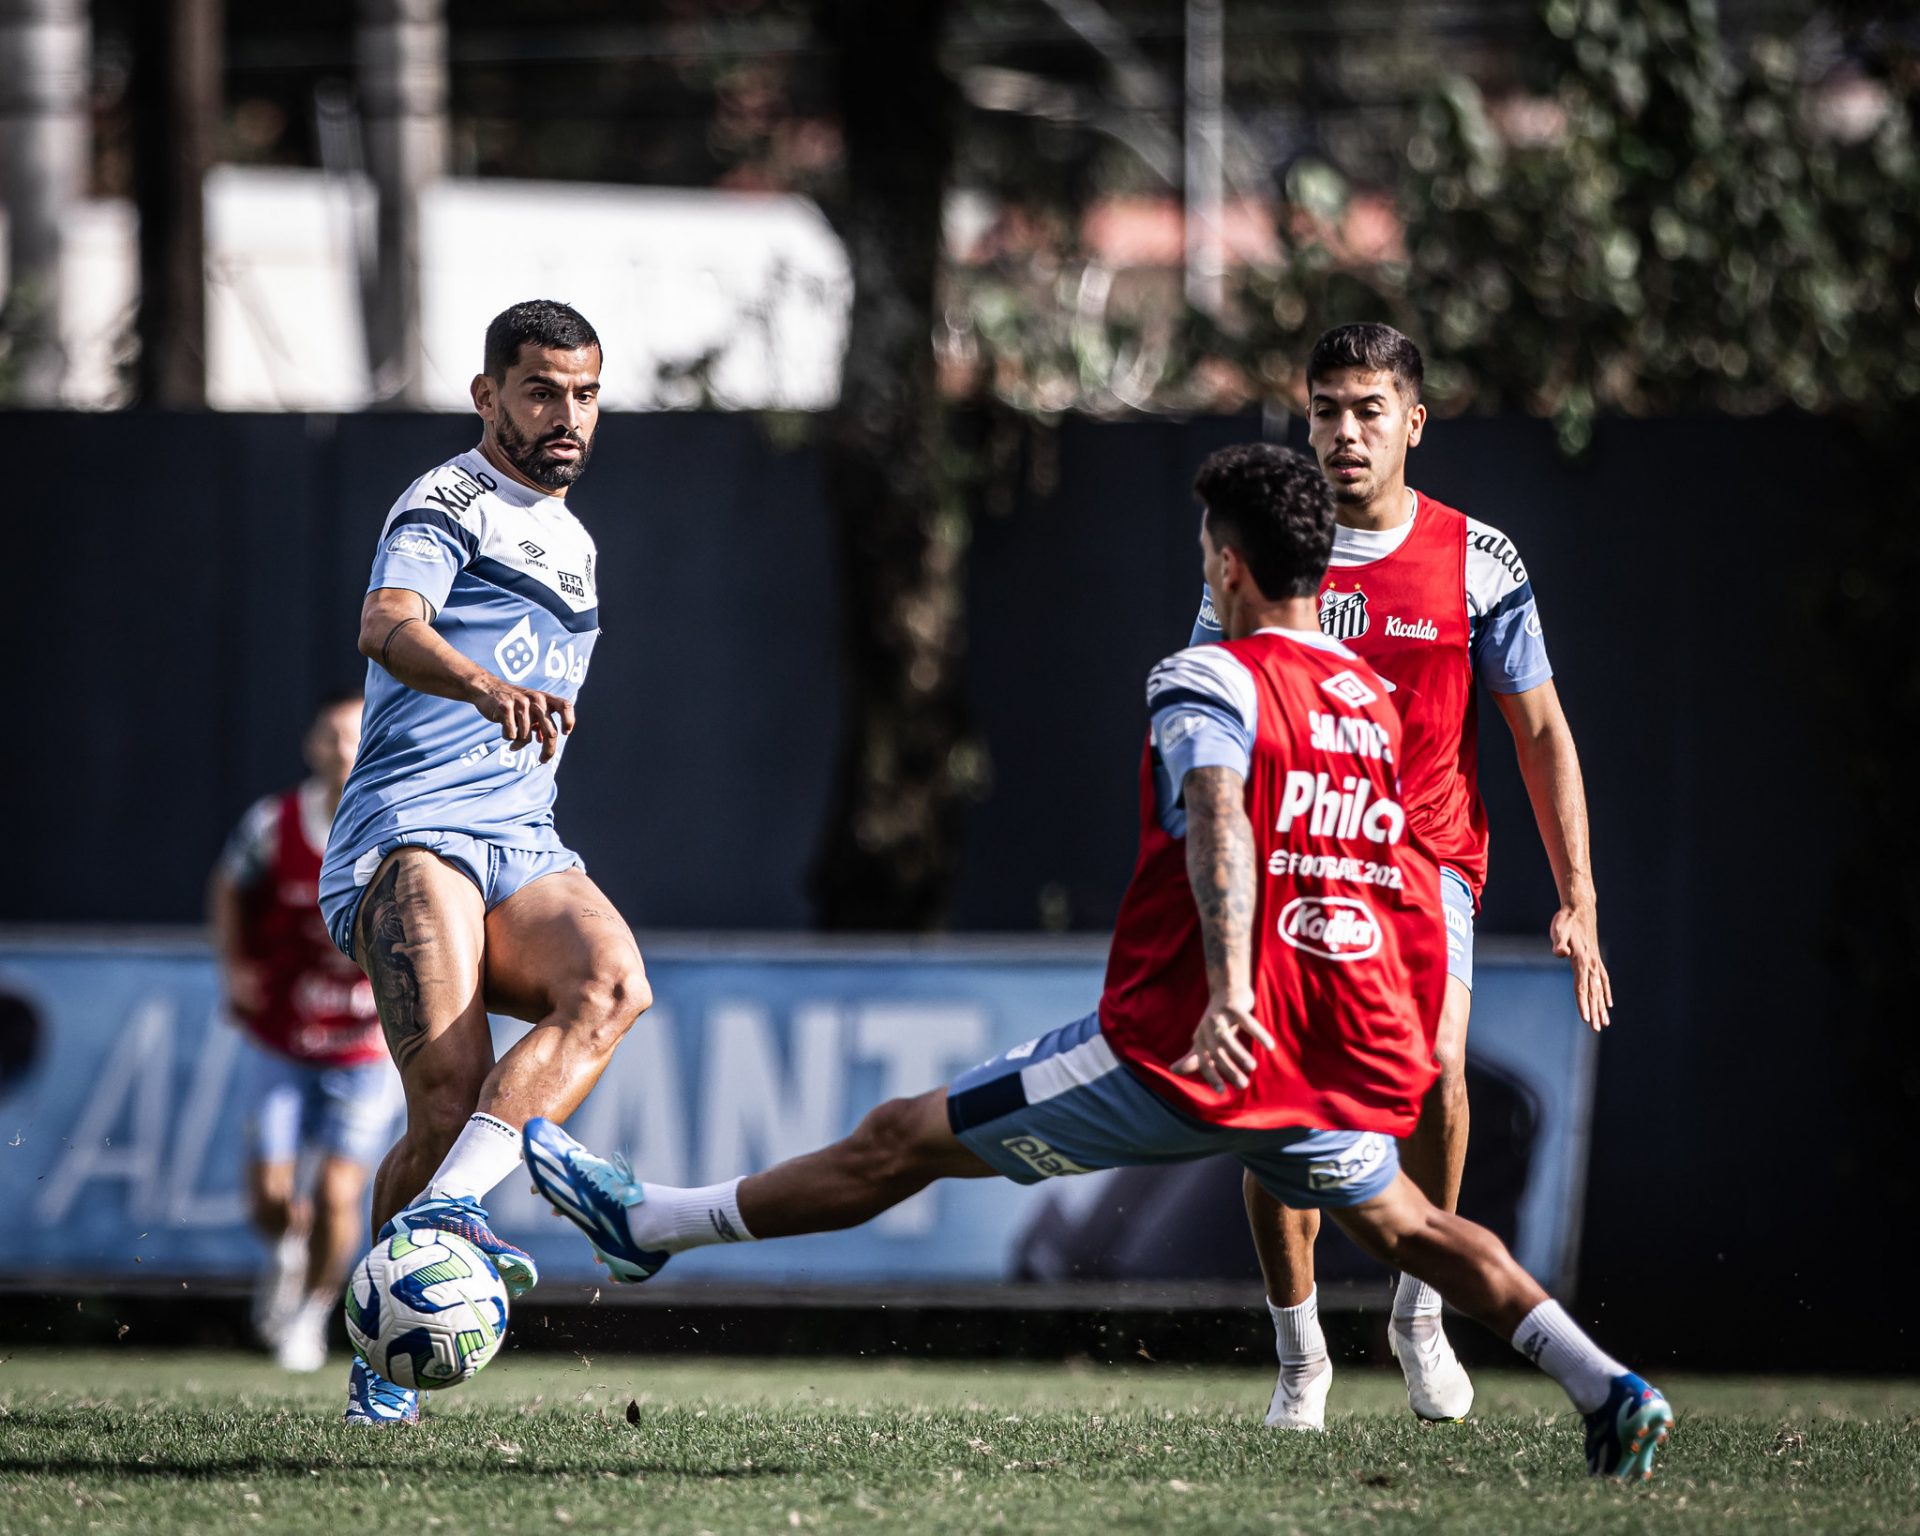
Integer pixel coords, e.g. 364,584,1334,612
523,1117,671,1284
343,1355,422,1426
1584,1372,1673,1480
379,1193,539,1299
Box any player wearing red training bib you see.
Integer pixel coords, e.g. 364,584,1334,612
209,692,397,1375
1098,628,1447,1139
518,444,1673,1485
1195,325,1614,1429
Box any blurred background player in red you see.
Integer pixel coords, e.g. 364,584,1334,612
208,691,398,1372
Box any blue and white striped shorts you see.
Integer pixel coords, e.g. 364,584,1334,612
944,1012,1400,1209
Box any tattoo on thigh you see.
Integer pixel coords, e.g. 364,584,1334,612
361,864,428,1069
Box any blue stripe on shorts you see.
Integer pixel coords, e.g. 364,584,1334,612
946,1012,1400,1209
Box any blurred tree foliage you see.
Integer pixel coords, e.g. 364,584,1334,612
955,0,1920,455
1243,0,1920,452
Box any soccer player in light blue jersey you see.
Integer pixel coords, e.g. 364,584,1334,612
318,301,651,1425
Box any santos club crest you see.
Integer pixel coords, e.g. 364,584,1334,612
1320,585,1369,640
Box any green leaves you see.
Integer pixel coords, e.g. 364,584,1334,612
951,1,1916,446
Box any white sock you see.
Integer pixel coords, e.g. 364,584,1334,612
422,1113,524,1205
1269,1288,1328,1375
1511,1299,1627,1413
1392,1273,1444,1334
625,1178,755,1254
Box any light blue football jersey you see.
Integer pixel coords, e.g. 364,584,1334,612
323,449,601,876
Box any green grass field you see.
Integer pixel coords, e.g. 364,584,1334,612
2,1350,1916,1535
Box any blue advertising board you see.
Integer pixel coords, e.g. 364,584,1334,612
0,933,1594,1297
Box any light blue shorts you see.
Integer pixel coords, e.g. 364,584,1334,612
320,830,584,960
244,1040,400,1167
1440,866,1475,991
945,1012,1400,1209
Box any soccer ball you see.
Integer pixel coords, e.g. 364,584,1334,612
344,1227,509,1390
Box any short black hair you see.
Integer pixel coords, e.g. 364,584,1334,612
1306,322,1423,402
312,688,363,718
1194,443,1334,600
484,300,601,378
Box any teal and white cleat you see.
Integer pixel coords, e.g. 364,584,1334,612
380,1195,539,1299
523,1117,671,1283
343,1355,423,1426
1584,1372,1673,1480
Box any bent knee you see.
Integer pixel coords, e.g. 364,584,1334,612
567,958,652,1039
1430,1038,1468,1081
851,1095,941,1183
315,1156,368,1206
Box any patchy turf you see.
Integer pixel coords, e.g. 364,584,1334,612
2,1351,1916,1535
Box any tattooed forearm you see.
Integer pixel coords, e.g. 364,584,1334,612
1184,766,1256,997
358,862,429,1068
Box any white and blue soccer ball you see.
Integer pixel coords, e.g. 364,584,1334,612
343,1228,509,1390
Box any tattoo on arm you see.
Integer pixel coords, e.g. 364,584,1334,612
359,862,429,1069
1184,766,1256,996
380,617,420,668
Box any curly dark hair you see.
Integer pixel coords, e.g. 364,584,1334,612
1307,321,1423,402
1193,443,1334,599
484,299,601,378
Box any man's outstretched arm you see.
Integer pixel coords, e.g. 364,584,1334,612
1494,679,1613,1029
1175,764,1275,1089
357,586,574,762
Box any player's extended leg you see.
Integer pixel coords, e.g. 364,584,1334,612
524,1088,994,1281
1328,1173,1672,1481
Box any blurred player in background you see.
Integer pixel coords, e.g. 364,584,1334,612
524,443,1671,1483
209,690,395,1373
318,300,650,1425
1193,323,1613,1428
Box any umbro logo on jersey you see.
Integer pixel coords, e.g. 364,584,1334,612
1319,669,1378,708
519,540,547,566
1320,586,1369,640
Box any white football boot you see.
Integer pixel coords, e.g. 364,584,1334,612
251,1230,306,1349
1264,1358,1333,1430
274,1295,330,1373
1387,1314,1475,1422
